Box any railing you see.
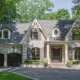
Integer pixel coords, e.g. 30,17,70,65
47,37,62,41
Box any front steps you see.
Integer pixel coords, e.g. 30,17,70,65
48,63,68,69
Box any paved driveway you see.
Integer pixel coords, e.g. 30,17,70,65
11,68,80,80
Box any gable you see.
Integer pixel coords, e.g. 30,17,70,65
38,20,74,40
66,18,80,40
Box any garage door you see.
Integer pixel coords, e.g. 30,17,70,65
7,53,22,66
0,54,4,66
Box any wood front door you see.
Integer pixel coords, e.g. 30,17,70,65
52,48,62,62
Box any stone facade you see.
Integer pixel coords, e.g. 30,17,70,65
0,18,80,67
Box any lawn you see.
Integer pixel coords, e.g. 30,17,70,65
0,72,33,80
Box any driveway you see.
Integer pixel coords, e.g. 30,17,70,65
11,68,80,80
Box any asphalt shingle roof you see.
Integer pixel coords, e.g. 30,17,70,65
0,20,75,44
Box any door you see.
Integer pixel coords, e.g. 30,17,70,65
52,48,62,62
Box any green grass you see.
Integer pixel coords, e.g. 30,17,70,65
0,72,33,80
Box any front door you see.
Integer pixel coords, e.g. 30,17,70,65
52,48,62,62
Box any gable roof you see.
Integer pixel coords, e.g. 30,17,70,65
38,20,74,40
0,19,75,44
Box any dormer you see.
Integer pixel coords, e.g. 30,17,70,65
52,28,60,38
0,28,11,39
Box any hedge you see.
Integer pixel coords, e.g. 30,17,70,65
24,60,44,65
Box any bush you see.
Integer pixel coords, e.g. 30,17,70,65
24,60,44,65
68,60,80,65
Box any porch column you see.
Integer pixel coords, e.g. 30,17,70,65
65,44,68,64
22,44,27,64
4,53,7,67
46,44,50,64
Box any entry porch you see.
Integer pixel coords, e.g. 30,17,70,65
45,41,69,64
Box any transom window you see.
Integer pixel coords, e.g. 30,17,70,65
73,31,80,40
31,47,40,60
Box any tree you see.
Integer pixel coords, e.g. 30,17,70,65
56,9,70,20
16,0,54,23
72,0,80,19
44,9,70,20
0,0,20,23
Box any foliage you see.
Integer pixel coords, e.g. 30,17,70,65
72,0,80,19
24,60,44,65
44,9,71,20
0,0,20,23
68,60,80,65
16,0,54,23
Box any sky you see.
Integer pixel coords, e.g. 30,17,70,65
50,0,74,16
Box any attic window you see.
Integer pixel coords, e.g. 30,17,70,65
54,29,58,35
2,29,11,39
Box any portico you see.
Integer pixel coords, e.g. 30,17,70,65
45,41,69,64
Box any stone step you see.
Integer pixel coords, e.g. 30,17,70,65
48,63,68,68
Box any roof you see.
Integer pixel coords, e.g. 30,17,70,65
0,19,75,44
0,23,30,44
38,20,74,40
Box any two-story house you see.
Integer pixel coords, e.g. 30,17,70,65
0,18,80,67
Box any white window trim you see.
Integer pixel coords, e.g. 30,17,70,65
52,28,60,37
1,29,11,39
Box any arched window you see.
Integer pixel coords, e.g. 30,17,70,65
2,29,11,39
31,47,40,60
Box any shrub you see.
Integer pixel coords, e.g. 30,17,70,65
24,60,44,65
68,60,80,65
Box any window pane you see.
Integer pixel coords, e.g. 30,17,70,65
33,32,38,40
3,30,8,38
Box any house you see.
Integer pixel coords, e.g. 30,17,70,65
0,18,80,67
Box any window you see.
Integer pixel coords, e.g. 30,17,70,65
31,31,38,40
75,48,80,60
54,29,58,35
73,31,80,40
0,29,11,39
52,28,59,37
31,47,40,60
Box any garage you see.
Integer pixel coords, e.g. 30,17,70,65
0,54,4,66
7,53,22,66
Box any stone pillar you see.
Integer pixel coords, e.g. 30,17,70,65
65,44,68,64
4,53,7,67
72,49,75,60
22,44,27,64
46,44,50,64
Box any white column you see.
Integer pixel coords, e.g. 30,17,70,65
47,44,50,64
65,44,68,64
4,53,7,67
22,44,27,64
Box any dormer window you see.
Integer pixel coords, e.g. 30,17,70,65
52,28,60,37
54,29,59,35
0,29,11,39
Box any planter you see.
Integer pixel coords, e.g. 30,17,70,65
24,64,44,68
